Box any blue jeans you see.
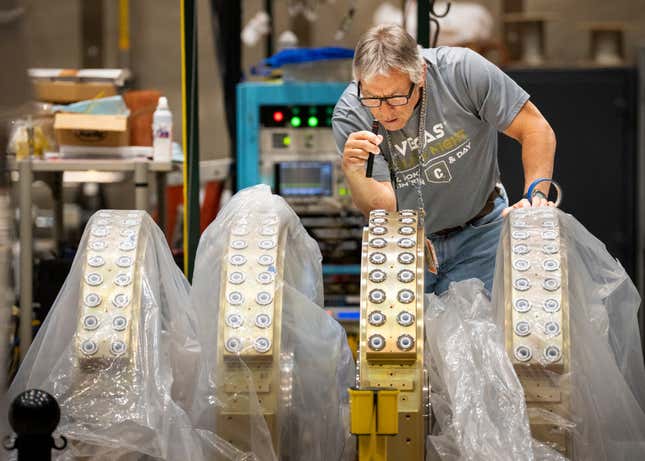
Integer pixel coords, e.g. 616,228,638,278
425,186,509,295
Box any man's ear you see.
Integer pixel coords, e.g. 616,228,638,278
420,63,427,85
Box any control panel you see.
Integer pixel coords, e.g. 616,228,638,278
258,104,352,205
258,103,363,309
237,82,363,315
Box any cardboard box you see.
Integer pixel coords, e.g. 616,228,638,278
33,80,117,104
29,69,126,103
54,113,129,148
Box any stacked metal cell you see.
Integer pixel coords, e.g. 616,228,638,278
504,208,571,455
216,210,286,452
77,211,143,368
5,210,207,460
491,207,645,459
358,209,427,460
190,185,354,461
222,212,283,359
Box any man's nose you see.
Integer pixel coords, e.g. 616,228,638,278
377,103,396,117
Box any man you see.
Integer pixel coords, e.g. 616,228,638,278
332,24,556,294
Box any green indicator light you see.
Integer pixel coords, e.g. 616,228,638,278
282,135,291,146
290,116,302,127
307,116,319,127
291,107,300,115
339,187,348,196
308,106,317,115
325,117,332,126
326,106,333,115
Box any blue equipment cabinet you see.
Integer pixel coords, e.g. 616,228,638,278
236,81,347,188
236,81,362,311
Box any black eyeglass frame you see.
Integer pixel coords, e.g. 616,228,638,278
357,81,416,108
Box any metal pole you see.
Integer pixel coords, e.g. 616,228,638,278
210,0,241,192
417,0,430,47
0,194,12,396
81,0,104,68
265,0,273,57
18,159,33,360
118,0,131,70
50,172,64,251
134,161,149,210
181,0,200,280
637,45,645,356
156,171,167,234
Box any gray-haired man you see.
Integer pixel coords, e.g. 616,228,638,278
332,24,556,294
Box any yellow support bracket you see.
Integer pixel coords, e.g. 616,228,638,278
349,388,399,461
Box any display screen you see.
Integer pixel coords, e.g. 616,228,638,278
276,161,333,197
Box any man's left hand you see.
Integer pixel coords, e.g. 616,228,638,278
502,195,556,217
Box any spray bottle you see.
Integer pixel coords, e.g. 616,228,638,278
152,96,173,162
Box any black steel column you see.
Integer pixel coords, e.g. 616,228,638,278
81,0,104,67
417,1,430,47
181,0,200,280
638,46,645,359
211,0,242,191
265,0,273,57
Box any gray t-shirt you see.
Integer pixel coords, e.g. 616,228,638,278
332,47,530,233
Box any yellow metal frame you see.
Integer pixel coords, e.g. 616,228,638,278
118,0,130,52
355,210,427,461
350,388,400,461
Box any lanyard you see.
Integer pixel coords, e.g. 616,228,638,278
379,86,439,273
381,85,428,216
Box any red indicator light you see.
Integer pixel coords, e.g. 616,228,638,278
273,111,284,122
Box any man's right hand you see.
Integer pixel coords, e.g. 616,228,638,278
341,131,384,174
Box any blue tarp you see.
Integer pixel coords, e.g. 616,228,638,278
252,47,354,76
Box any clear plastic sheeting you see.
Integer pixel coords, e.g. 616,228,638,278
559,213,645,409
3,211,212,460
425,280,564,461
492,208,645,460
190,184,355,461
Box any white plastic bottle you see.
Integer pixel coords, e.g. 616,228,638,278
152,96,173,162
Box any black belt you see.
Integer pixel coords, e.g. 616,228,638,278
432,187,501,237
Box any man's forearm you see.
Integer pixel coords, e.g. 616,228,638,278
521,127,556,197
343,167,397,216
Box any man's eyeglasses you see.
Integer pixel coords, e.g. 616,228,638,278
357,82,415,108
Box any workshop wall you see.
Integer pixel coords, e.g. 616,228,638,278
23,0,228,162
20,0,645,164
525,0,645,65
23,1,80,69
127,0,229,162
1,0,30,111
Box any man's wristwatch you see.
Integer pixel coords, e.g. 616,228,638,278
524,190,547,201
